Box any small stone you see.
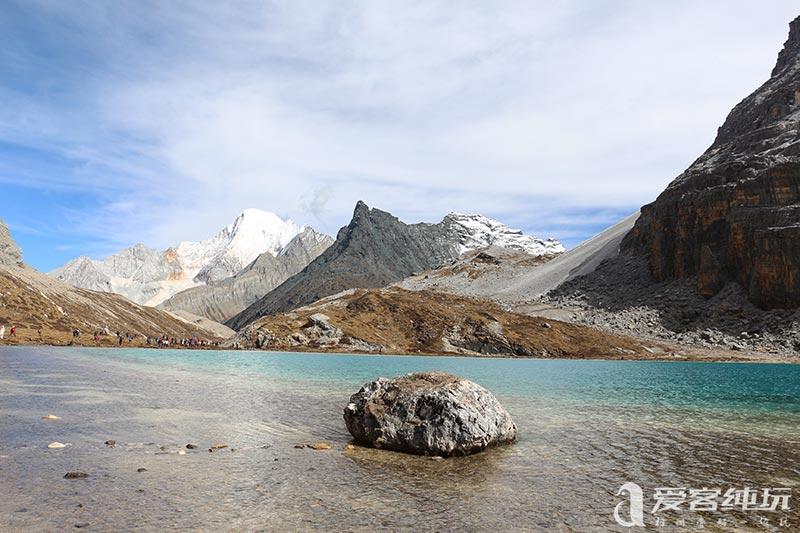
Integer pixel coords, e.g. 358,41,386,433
186,444,197,449
208,444,228,452
64,472,89,479
307,443,331,450
255,487,267,493
74,523,90,529
41,414,60,420
48,442,67,449
137,468,147,473
104,440,116,448
429,456,444,461
343,444,356,451
294,444,306,449
177,450,187,456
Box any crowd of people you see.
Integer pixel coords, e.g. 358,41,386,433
0,324,221,349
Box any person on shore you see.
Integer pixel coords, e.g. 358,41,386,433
10,326,16,337
0,325,5,339
37,327,42,339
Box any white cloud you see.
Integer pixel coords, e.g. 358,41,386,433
3,0,799,260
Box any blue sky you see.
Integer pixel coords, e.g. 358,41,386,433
1,1,798,272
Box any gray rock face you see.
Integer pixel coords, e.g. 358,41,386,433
0,220,24,268
227,201,562,330
622,16,800,309
158,228,332,322
343,371,516,457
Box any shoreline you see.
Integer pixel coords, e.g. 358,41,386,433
3,338,796,364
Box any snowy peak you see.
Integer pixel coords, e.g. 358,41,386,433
50,209,321,307
442,212,565,256
175,208,304,284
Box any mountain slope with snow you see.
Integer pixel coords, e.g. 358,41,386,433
50,209,318,306
227,201,563,329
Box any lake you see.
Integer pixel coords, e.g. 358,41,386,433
1,347,798,531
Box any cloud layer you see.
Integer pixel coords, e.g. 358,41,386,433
2,1,798,269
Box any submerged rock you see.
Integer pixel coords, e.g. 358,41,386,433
343,371,516,457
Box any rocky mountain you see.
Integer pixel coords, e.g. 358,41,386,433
0,220,230,343
157,227,333,323
0,220,24,268
622,15,800,309
542,16,800,357
50,209,315,306
397,213,638,308
230,286,658,358
227,201,563,330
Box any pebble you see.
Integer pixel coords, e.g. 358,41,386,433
186,444,198,449
104,440,116,448
48,442,67,449
64,472,89,479
178,450,187,456
208,444,228,452
137,468,147,473
307,443,331,451
294,444,306,449
343,444,356,451
41,414,61,420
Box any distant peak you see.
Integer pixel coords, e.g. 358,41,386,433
772,15,800,77
236,208,287,223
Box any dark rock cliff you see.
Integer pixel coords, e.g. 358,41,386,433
622,15,800,309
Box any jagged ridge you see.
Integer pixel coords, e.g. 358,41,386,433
227,201,562,330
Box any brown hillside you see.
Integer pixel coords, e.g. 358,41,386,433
0,265,229,344
233,287,661,358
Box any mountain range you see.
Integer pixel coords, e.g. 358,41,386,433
226,202,564,330
50,209,326,307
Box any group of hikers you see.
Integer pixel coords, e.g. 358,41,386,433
0,323,219,348
0,325,17,339
146,335,218,348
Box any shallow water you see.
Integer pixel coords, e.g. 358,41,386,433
1,347,799,532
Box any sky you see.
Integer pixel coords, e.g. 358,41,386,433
1,1,798,272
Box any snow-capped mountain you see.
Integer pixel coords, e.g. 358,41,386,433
442,213,565,256
50,209,321,306
228,201,565,328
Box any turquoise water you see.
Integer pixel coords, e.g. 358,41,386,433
80,347,800,414
2,347,799,532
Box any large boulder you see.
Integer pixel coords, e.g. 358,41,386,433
343,371,516,456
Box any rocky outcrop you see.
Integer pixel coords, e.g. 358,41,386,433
622,16,800,309
0,219,24,268
343,372,516,456
157,228,333,322
227,201,562,329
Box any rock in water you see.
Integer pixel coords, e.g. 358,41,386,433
343,371,516,457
